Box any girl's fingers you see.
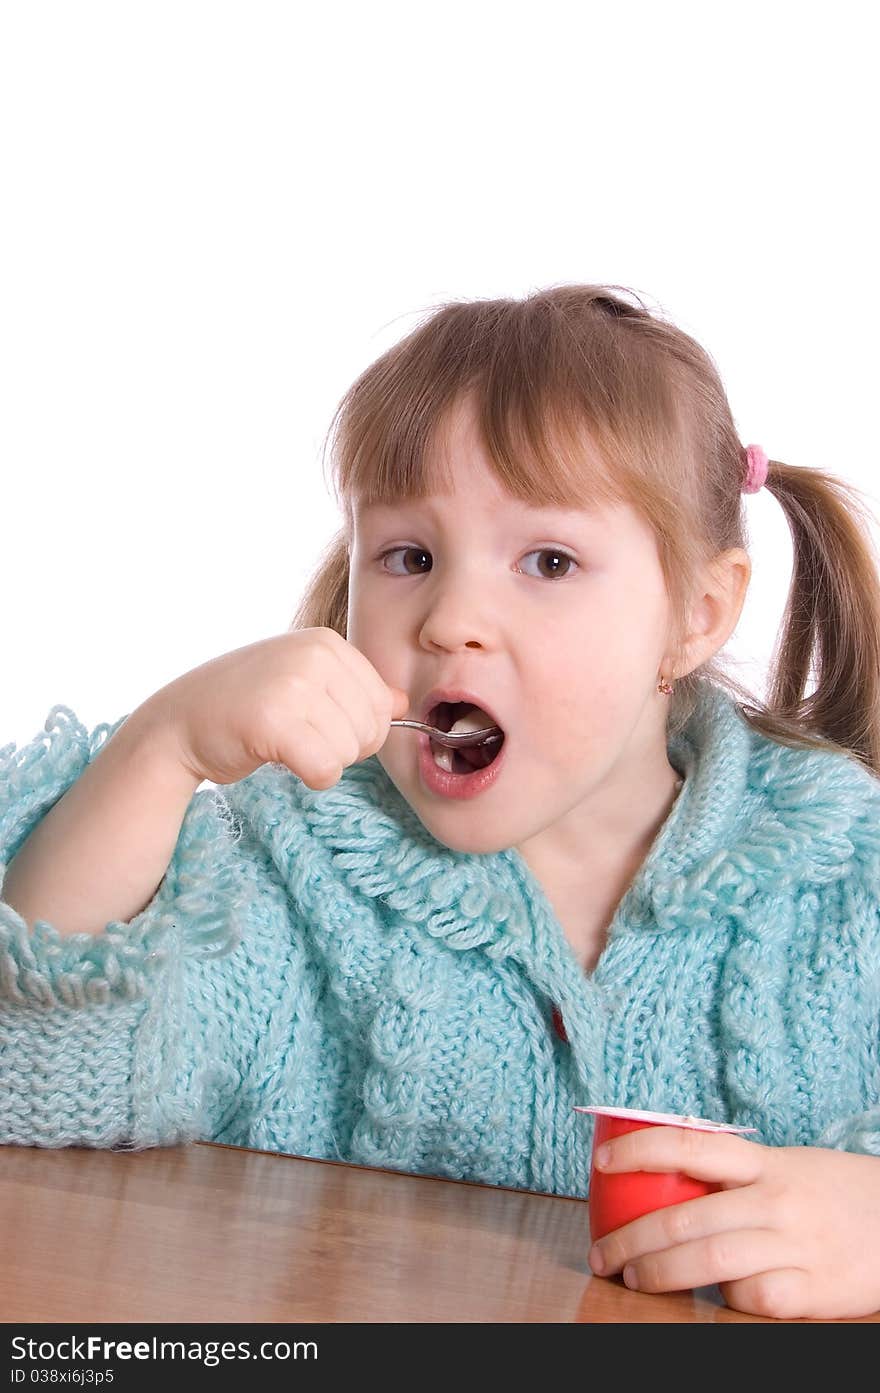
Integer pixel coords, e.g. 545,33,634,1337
720,1268,815,1321
594,1125,766,1186
590,1182,766,1277
612,1229,804,1297
334,633,407,726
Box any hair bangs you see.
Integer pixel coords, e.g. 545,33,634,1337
326,294,658,530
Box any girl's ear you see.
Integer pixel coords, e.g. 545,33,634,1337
682,548,752,671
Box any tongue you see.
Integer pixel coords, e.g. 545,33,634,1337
459,744,491,771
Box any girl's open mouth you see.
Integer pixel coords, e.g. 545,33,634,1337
418,702,507,800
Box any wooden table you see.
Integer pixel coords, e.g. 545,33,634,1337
1,1141,875,1323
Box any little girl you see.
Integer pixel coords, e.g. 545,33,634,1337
3,284,880,1320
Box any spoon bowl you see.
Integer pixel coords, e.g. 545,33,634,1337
390,719,504,750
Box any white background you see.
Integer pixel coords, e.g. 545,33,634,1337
2,0,878,752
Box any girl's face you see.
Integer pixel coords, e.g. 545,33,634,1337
346,396,681,860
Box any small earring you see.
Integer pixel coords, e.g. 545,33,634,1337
657,676,674,696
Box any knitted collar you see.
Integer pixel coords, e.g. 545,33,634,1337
227,679,880,970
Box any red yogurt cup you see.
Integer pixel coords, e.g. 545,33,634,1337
575,1105,757,1244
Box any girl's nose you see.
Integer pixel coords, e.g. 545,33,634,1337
419,613,491,652
418,582,498,652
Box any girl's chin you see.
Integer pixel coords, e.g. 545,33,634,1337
377,755,521,852
421,822,515,856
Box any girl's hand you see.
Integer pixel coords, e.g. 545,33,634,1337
586,1126,880,1319
142,627,409,789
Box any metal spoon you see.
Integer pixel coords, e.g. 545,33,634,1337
390,719,504,750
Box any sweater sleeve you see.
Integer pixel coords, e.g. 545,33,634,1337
817,1109,880,1156
814,876,880,1159
0,705,256,1150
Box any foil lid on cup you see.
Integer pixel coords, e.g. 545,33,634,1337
574,1104,757,1134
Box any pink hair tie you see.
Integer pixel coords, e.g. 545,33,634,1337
742,443,769,494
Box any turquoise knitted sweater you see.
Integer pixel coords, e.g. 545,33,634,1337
2,679,880,1197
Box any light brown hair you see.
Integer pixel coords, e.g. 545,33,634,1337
291,284,880,778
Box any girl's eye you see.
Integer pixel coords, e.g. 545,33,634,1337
379,547,432,575
377,547,579,580
519,549,579,580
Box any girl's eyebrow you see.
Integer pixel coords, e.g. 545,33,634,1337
356,498,600,524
